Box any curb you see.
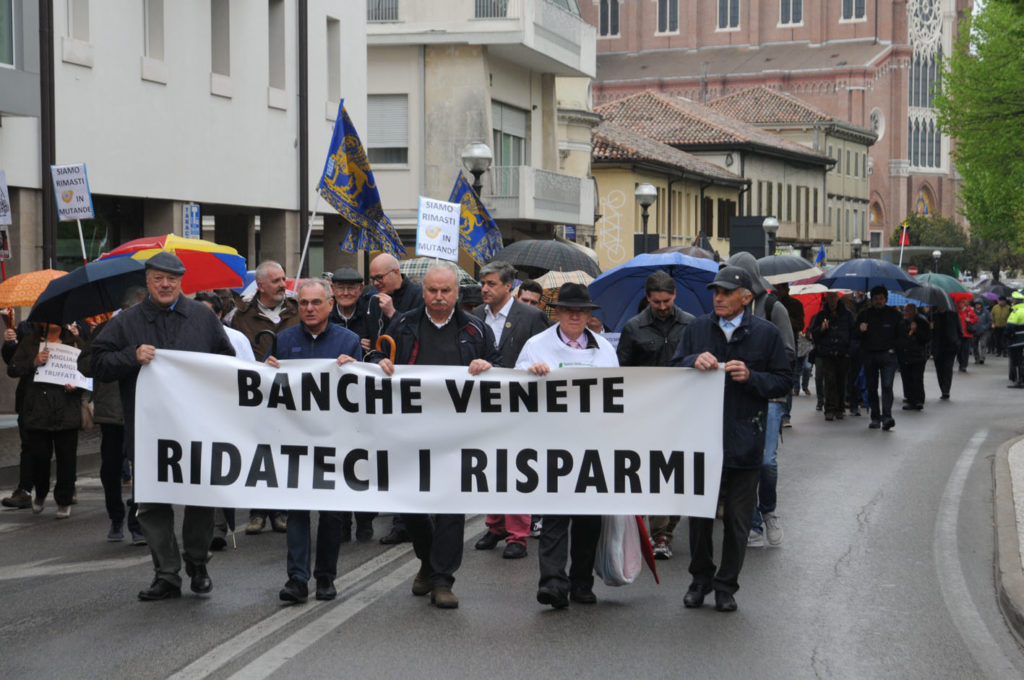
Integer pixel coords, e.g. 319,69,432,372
994,435,1024,647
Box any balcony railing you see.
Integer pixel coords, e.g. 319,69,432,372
484,166,593,225
367,0,399,22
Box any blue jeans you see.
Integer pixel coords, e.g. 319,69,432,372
751,400,783,532
863,351,898,421
286,510,343,582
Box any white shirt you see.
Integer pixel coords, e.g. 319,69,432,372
225,326,256,361
484,296,514,347
515,324,619,370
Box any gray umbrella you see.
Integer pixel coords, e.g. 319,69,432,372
905,283,954,311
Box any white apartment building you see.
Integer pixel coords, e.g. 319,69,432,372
0,0,365,277
365,0,597,265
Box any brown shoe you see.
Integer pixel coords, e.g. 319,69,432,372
411,567,432,596
430,585,459,609
245,516,266,534
271,514,288,533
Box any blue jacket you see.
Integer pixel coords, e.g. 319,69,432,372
368,306,501,367
271,322,363,361
671,310,791,470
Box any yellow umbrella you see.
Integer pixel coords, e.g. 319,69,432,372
0,269,68,308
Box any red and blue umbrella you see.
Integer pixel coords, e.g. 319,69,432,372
99,233,246,293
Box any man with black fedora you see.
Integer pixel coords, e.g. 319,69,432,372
515,281,618,609
670,265,790,613
92,251,235,601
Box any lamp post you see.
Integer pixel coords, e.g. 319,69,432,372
851,237,863,260
762,216,779,257
634,183,657,254
460,141,493,197
932,249,941,274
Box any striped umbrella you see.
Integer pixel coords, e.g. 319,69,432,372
0,269,68,308
99,233,246,293
398,257,476,285
536,271,596,320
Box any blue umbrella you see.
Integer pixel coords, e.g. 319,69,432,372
587,253,719,332
27,258,148,324
818,258,921,293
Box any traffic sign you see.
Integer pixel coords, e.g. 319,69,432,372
907,265,918,275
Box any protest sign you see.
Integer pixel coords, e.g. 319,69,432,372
0,170,11,226
34,343,93,391
134,351,724,517
50,163,95,221
415,197,459,262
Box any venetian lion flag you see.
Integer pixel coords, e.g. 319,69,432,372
318,100,406,257
447,171,503,266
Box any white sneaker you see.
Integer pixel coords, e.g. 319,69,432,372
56,505,71,519
747,529,765,548
32,496,44,514
762,512,783,546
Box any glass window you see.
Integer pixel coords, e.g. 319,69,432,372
599,0,619,37
658,0,678,33
367,94,409,165
268,0,285,90
718,0,739,29
0,0,13,66
492,101,528,167
211,0,230,76
143,0,164,60
326,18,340,101
842,0,865,20
780,0,801,25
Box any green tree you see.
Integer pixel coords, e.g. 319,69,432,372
933,2,1024,250
889,212,1024,278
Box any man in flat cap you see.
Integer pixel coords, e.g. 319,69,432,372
92,251,235,602
671,265,790,613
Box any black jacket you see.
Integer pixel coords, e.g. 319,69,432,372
896,313,932,363
617,305,695,367
472,299,549,368
367,306,501,367
854,305,902,353
7,333,83,431
361,275,424,345
671,310,791,469
809,303,855,357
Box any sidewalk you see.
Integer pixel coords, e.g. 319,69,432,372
0,418,103,489
995,434,1024,646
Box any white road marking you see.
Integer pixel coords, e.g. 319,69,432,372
934,429,1020,677
0,554,151,580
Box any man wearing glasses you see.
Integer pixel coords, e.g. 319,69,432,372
362,253,423,349
329,267,370,344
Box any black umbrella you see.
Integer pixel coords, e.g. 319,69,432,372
27,258,147,324
756,254,823,285
488,239,601,278
905,283,955,311
981,282,1016,299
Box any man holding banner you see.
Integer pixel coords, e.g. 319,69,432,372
92,252,235,601
515,282,619,609
368,262,500,609
672,265,790,613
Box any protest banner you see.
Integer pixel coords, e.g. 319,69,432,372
415,197,460,262
50,164,95,221
34,343,93,391
134,351,725,517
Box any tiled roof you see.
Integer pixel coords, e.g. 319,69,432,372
591,120,745,184
707,85,834,125
594,90,832,164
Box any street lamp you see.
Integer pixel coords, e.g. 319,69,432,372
932,249,941,273
762,216,779,257
634,183,658,254
851,237,863,260
461,141,493,196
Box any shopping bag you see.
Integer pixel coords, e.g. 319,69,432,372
594,515,643,586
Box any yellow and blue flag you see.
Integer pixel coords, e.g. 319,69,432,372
815,242,826,265
318,100,406,257
447,171,503,266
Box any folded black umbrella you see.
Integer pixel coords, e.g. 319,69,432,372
27,258,147,324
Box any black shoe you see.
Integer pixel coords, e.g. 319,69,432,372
185,561,212,594
824,413,834,421
536,586,569,609
683,582,711,608
882,417,895,431
138,578,181,601
940,393,951,399
849,409,861,416
209,536,227,551
502,542,527,559
355,521,374,542
379,527,410,545
279,577,308,604
475,531,505,550
130,530,147,546
315,576,337,601
570,586,597,605
714,590,737,612
868,420,881,429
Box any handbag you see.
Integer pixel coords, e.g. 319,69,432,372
80,396,95,431
593,515,643,586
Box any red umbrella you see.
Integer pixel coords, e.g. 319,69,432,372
634,516,660,584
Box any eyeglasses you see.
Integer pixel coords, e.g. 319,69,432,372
369,269,397,284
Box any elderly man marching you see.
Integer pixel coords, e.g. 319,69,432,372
368,262,500,609
91,252,235,601
515,283,619,609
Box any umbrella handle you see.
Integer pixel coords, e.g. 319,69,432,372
255,329,277,360
375,334,397,363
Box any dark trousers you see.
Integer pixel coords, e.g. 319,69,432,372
817,354,848,416
933,351,957,397
863,351,898,421
138,503,214,588
899,359,927,406
957,338,972,370
537,514,601,594
405,513,465,587
99,423,139,532
286,510,343,582
16,419,32,493
689,467,759,594
993,326,1006,356
846,349,863,409
25,428,77,506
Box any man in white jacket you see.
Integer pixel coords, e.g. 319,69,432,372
515,282,618,608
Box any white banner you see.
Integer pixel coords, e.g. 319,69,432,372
35,343,93,391
414,196,459,262
135,351,724,516
50,163,95,221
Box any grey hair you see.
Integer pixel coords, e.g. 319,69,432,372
297,278,331,299
255,260,284,282
478,260,515,286
425,260,460,283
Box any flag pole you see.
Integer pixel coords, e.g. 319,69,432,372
295,193,322,283
76,219,87,264
897,222,908,268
